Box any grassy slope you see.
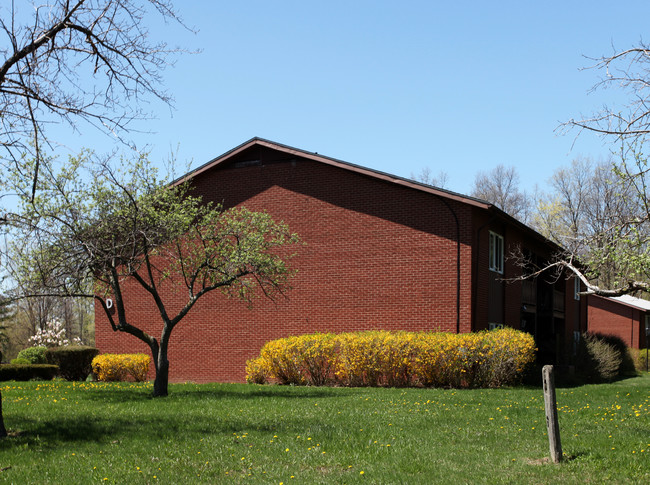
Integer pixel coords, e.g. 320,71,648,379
0,374,647,484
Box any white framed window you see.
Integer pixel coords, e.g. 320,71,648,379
489,231,504,274
574,276,581,300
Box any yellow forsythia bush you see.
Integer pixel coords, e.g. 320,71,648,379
246,328,536,388
92,353,151,382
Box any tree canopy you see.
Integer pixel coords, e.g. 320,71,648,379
3,152,300,396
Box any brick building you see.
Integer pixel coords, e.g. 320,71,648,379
95,138,587,382
587,294,649,349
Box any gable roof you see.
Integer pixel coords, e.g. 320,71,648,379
175,137,562,252
175,137,491,209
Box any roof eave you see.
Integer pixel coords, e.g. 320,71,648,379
173,137,491,210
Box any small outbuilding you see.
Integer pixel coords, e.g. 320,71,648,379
587,294,649,349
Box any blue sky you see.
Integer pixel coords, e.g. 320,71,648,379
61,1,650,195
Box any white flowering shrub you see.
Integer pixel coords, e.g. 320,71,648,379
29,318,82,347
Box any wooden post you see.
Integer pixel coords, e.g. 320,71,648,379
542,365,562,463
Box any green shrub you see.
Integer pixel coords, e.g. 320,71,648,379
17,346,48,364
45,346,100,381
247,328,537,388
10,358,30,365
0,364,59,381
577,332,623,382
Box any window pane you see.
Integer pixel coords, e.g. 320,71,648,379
489,231,503,273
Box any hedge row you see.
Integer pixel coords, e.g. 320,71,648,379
46,346,100,381
0,364,59,381
246,328,536,388
91,354,150,382
2,346,99,381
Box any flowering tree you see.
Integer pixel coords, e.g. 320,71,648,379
28,318,82,348
5,151,300,397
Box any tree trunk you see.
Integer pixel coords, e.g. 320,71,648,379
0,391,8,438
152,348,169,397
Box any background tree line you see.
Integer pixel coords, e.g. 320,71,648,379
411,149,650,296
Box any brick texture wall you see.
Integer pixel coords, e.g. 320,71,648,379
95,155,475,382
587,295,645,349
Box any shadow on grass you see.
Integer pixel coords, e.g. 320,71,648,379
1,408,341,452
79,382,356,404
0,384,358,450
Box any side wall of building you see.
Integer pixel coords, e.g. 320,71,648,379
587,296,644,349
471,210,587,363
95,156,475,382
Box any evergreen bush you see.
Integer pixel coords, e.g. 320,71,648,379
10,358,30,365
628,347,648,373
45,346,99,381
0,364,58,381
17,346,48,364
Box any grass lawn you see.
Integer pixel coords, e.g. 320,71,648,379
0,374,647,484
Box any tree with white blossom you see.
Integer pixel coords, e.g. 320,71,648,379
28,318,82,348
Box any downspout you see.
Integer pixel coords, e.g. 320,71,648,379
432,195,461,334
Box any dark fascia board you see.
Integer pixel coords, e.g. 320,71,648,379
173,136,565,252
173,137,491,209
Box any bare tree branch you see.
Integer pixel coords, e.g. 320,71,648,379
514,256,650,297
0,0,190,198
561,42,650,144
471,164,532,223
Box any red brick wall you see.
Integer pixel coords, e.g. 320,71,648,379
471,213,532,331
471,211,587,361
587,295,644,348
95,157,475,382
